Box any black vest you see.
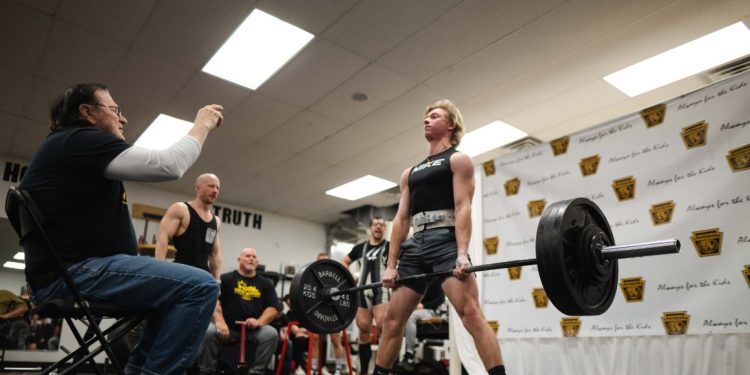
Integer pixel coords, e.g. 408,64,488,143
408,147,457,215
172,202,217,273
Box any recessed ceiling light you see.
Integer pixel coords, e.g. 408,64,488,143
604,22,750,97
13,252,24,261
351,92,369,102
456,121,527,157
202,9,314,90
134,114,193,150
326,175,397,201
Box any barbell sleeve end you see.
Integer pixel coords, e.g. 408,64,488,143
600,239,680,260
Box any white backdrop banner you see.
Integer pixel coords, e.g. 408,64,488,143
480,72,750,338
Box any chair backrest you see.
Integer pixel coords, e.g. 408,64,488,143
5,186,79,297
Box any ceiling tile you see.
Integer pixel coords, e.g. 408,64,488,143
9,0,59,14
336,126,426,178
350,84,446,137
256,0,357,34
503,80,628,134
22,77,67,123
424,31,560,103
259,39,369,108
109,48,194,113
56,0,157,43
260,110,346,153
0,68,33,115
323,0,462,59
133,0,253,68
301,125,386,165
0,113,20,156
377,0,566,82
0,2,53,73
163,72,252,122
36,20,129,84
226,93,302,141
7,115,49,160
120,108,160,142
310,63,416,124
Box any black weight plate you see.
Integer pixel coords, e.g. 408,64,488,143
289,259,357,334
536,198,618,315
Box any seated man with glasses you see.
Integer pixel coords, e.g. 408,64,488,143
18,82,225,374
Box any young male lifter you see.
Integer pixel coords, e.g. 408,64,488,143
373,100,505,375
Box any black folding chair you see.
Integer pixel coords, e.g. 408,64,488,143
5,186,151,375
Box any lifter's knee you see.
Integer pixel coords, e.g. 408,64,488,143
457,303,487,333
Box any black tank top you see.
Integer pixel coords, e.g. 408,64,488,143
172,202,217,273
408,147,457,215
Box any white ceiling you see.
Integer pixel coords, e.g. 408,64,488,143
2,0,749,230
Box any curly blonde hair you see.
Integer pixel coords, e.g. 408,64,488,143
425,99,465,146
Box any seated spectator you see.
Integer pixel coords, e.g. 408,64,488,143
199,248,279,375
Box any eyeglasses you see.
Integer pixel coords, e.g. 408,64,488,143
94,103,124,117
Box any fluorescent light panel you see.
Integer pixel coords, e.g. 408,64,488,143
326,175,397,201
13,252,24,261
4,261,24,270
604,22,750,97
134,114,193,150
457,121,527,157
202,9,314,90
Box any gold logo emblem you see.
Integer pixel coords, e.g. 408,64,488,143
483,160,496,176
690,228,723,257
550,136,569,156
560,317,581,337
527,199,547,218
680,121,708,149
532,288,548,308
483,237,499,256
661,311,690,335
726,144,750,172
619,277,645,302
504,177,520,196
487,320,500,334
508,266,522,280
579,155,600,176
612,176,636,201
743,265,750,288
640,103,666,128
649,201,675,225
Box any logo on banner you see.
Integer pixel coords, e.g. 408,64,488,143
504,177,520,196
550,136,569,156
507,266,522,280
483,237,499,255
560,317,581,337
726,144,750,172
532,288,548,308
640,103,666,128
579,155,600,176
619,277,645,302
612,176,636,201
661,311,690,335
483,160,496,176
649,201,676,225
680,121,709,149
743,265,750,288
690,228,723,257
487,320,500,334
527,199,547,218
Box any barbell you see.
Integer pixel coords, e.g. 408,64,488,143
289,198,680,334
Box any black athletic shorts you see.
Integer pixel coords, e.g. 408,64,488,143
396,227,472,294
